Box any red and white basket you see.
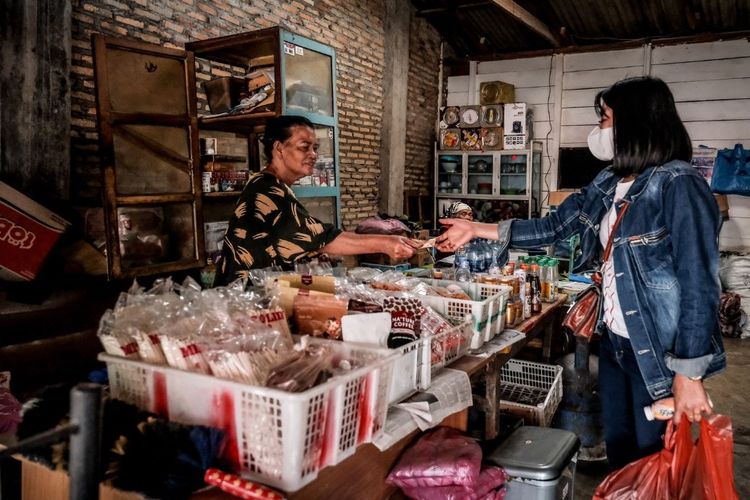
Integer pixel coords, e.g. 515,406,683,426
100,338,399,492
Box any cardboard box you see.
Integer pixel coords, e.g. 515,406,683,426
20,458,143,500
503,103,533,150
0,182,69,281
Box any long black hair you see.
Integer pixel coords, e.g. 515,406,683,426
595,77,692,177
262,115,314,161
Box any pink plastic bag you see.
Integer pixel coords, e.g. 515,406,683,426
401,466,508,500
0,387,22,434
387,427,482,488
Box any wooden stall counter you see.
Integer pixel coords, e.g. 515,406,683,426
18,296,568,500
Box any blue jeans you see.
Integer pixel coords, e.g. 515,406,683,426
599,328,668,469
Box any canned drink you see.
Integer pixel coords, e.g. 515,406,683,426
202,172,212,193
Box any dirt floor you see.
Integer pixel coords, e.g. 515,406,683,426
574,336,750,499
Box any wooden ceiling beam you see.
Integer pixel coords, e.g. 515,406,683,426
416,1,492,17
490,0,562,47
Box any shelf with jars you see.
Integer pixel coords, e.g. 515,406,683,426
434,140,543,224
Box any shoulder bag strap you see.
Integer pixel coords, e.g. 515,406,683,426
602,200,630,262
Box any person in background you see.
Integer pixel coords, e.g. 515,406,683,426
214,115,419,285
435,76,725,469
447,201,474,221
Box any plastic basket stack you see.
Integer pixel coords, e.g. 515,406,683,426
417,279,512,349
100,337,399,492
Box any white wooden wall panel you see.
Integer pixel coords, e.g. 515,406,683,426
562,66,644,90
652,58,750,82
444,40,750,250
564,48,643,71
677,100,750,122
670,79,750,102
651,39,750,64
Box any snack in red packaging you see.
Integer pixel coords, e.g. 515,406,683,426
204,468,285,500
383,296,423,348
420,306,453,364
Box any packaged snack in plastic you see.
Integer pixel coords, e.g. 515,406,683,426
401,466,508,500
293,294,349,339
383,296,423,348
265,343,336,392
387,427,482,488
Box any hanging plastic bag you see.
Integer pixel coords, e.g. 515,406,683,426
711,143,750,195
595,415,739,500
678,414,739,500
593,418,694,499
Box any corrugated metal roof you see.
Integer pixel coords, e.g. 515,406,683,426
412,0,750,59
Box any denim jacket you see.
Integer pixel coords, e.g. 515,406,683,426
497,160,726,399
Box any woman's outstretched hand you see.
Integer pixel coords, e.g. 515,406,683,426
435,218,476,252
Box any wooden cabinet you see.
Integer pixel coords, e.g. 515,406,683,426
92,27,341,278
434,141,543,223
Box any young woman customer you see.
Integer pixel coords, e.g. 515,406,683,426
436,76,725,469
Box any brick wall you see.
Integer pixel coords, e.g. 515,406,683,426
70,0,443,228
404,11,441,198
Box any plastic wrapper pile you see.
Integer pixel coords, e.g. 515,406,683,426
97,277,399,491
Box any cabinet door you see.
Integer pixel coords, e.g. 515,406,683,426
499,152,529,196
467,154,493,195
92,34,204,278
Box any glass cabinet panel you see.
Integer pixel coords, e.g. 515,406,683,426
500,152,528,195
117,203,196,270
467,154,493,195
284,42,334,117
113,124,193,195
437,153,463,195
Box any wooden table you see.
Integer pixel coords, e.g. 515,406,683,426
17,296,568,500
281,295,569,500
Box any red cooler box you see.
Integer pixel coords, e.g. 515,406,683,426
0,182,69,281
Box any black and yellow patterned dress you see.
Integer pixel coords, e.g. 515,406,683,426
214,171,342,285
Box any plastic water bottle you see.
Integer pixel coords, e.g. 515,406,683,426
644,398,674,421
467,240,483,273
481,240,494,272
454,244,469,271
455,260,472,282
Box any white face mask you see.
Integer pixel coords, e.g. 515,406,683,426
587,126,615,161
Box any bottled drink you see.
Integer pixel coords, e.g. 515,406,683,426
530,264,542,314
644,398,674,421
467,240,482,273
548,258,559,302
456,260,472,282
523,275,532,319
515,264,528,314
454,244,469,271
482,240,494,272
539,259,552,302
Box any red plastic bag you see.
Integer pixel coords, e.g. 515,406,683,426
678,414,739,500
594,415,739,500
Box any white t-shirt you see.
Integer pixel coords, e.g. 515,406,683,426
599,179,634,338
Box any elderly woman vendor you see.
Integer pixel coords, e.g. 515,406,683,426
215,115,419,285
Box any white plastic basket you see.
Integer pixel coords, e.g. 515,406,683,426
417,279,511,349
498,359,564,427
388,318,473,404
99,339,399,492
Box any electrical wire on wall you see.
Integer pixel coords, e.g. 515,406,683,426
541,53,555,212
